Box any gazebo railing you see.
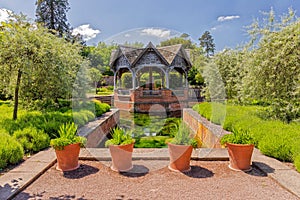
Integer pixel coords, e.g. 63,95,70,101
142,90,162,96
117,89,130,95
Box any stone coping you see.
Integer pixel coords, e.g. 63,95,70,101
1,148,299,200
77,108,119,138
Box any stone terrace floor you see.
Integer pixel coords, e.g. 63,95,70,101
1,148,300,200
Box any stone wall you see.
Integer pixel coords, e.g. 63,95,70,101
183,108,230,148
78,109,119,148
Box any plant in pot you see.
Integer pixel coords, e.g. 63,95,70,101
168,122,198,172
50,122,86,172
220,128,255,172
105,127,135,172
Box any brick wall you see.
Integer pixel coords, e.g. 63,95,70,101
78,109,119,147
183,108,230,148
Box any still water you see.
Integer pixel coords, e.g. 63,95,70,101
119,111,181,148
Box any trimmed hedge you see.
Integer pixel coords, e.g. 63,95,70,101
0,131,24,169
13,127,50,153
193,102,300,172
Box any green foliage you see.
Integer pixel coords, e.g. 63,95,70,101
121,72,133,89
92,99,110,117
134,136,169,148
258,132,294,162
13,127,50,153
0,17,86,119
294,155,300,173
193,102,300,170
169,122,197,147
220,128,255,145
158,37,197,49
89,68,102,90
207,9,300,122
105,127,134,147
0,131,24,169
83,43,116,76
50,122,86,150
157,118,181,137
199,31,215,57
36,0,70,37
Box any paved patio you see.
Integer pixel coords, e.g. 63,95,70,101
0,148,299,199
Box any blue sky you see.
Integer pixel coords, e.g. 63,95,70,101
0,0,299,51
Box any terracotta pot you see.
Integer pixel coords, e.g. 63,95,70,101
55,143,81,172
109,143,134,172
168,143,193,172
226,143,254,171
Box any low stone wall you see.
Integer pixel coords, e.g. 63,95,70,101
78,109,119,148
183,108,230,148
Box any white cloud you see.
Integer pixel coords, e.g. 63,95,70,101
124,33,131,37
217,15,240,22
72,24,100,41
141,28,171,38
0,8,13,22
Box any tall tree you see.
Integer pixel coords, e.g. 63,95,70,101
0,16,86,120
199,31,215,58
35,0,70,37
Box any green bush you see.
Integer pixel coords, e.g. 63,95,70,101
193,102,300,169
93,99,110,117
258,133,293,162
0,131,24,169
294,155,300,173
13,127,50,153
80,110,96,122
72,112,87,127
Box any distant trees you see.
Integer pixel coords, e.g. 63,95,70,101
35,0,70,37
159,37,196,49
199,31,215,58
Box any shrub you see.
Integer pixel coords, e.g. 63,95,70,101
50,122,86,150
294,155,300,173
169,122,197,148
0,131,24,169
93,99,110,117
72,112,87,127
105,127,134,147
220,128,255,145
13,127,50,153
193,102,300,169
80,110,96,122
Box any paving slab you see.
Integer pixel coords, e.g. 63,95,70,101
0,148,56,200
252,148,300,197
1,147,300,199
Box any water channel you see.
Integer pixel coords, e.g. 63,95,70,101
119,111,181,148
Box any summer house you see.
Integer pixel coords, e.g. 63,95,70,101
110,42,192,114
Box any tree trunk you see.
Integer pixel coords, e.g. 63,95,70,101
13,69,22,120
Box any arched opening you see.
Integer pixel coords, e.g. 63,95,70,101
135,66,166,90
168,67,188,90
115,67,133,95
